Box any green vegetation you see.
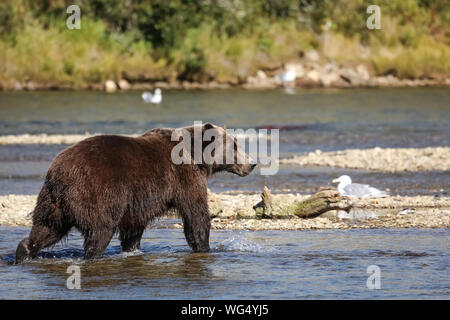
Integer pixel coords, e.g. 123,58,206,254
0,0,449,88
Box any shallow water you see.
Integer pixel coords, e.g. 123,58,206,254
0,88,449,196
0,226,449,299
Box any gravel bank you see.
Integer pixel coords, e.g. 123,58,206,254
0,133,135,145
2,192,448,230
0,132,262,145
280,147,450,172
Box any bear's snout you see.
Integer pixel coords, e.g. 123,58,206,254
235,163,256,177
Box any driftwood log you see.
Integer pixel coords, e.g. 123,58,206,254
253,186,353,219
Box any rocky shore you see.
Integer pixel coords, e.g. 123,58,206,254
0,133,132,145
0,132,260,145
3,56,450,92
2,191,448,230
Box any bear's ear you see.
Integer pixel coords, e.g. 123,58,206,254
149,127,173,137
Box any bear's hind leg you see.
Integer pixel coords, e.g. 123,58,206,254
16,224,71,264
83,228,115,260
119,228,145,252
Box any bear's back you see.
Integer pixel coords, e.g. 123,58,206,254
48,134,175,187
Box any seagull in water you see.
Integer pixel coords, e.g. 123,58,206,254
142,88,162,104
332,175,388,198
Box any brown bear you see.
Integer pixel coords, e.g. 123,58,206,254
16,122,255,263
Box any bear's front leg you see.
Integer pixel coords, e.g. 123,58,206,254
83,228,115,259
177,197,211,252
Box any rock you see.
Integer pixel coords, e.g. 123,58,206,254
306,70,320,82
208,191,224,218
237,208,256,219
245,72,278,89
323,63,339,74
370,75,400,87
118,79,130,90
256,70,267,80
26,82,35,91
314,63,342,87
206,81,231,89
105,80,117,92
356,64,370,81
217,209,236,219
305,50,320,62
340,68,366,86
154,81,170,89
320,72,340,87
14,82,23,91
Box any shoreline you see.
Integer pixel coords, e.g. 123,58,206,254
2,61,449,92
2,79,449,92
1,193,448,230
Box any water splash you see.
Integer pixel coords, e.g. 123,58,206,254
119,250,143,258
213,234,270,253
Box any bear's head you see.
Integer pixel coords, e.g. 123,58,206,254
204,122,256,177
161,122,256,177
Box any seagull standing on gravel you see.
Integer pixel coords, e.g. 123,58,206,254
278,66,296,87
142,88,162,104
332,175,388,198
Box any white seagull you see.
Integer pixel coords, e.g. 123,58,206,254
332,175,388,198
142,88,162,104
278,66,296,86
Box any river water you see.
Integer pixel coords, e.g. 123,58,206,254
0,88,449,299
1,226,449,299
